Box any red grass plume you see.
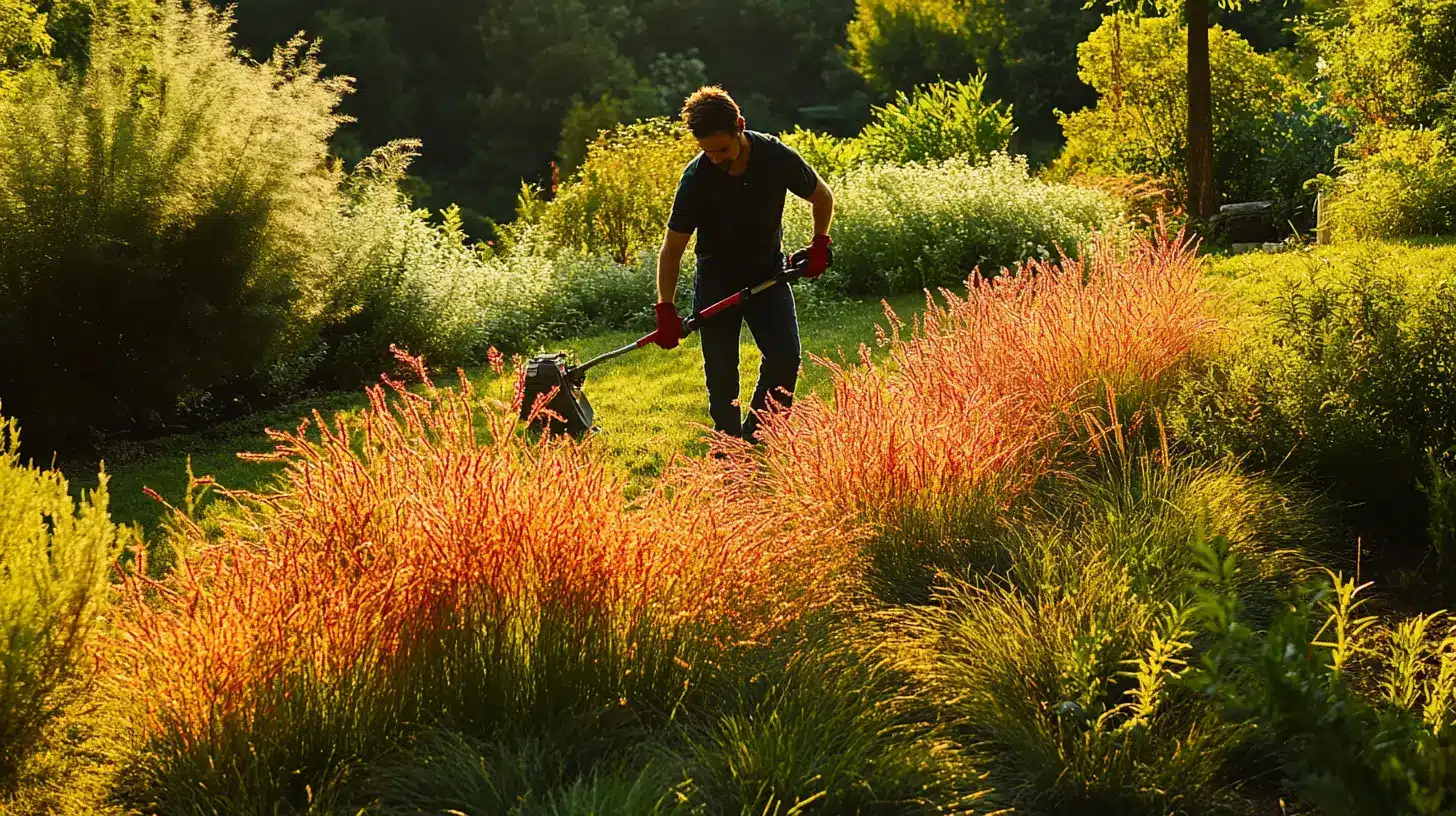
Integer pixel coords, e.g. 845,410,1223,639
103,352,853,746
751,228,1215,528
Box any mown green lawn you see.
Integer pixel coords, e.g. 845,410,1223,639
75,290,933,532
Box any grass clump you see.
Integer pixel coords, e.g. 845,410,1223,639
890,551,1249,814
99,349,855,812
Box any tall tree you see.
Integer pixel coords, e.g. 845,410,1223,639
1094,0,1267,219
1188,0,1214,216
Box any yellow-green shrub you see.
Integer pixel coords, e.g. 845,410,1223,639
779,125,864,180
1321,127,1456,240
535,118,697,264
0,413,122,790
856,75,1015,166
1055,15,1342,224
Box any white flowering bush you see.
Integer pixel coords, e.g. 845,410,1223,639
316,144,672,382
784,154,1125,295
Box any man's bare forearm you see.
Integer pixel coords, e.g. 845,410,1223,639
657,229,693,303
811,183,835,236
657,241,684,304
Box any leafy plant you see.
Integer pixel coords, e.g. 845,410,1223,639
890,551,1247,813
0,412,122,791
856,75,1016,166
1187,537,1456,815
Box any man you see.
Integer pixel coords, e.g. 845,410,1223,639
652,86,835,445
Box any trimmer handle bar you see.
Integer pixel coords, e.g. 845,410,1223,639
565,250,822,386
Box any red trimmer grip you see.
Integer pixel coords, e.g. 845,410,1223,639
697,292,743,320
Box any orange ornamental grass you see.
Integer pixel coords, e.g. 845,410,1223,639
104,351,853,747
752,228,1215,528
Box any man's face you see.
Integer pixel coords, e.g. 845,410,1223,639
696,125,743,168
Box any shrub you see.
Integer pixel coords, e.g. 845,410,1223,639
315,141,491,386
1308,0,1456,131
855,75,1016,166
534,117,698,264
101,351,854,811
0,413,122,791
1320,126,1456,240
1172,243,1456,554
1055,15,1343,226
782,154,1124,295
779,125,864,180
0,1,349,451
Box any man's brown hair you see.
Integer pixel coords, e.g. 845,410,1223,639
680,86,741,138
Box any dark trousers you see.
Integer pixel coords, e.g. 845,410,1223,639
693,273,802,442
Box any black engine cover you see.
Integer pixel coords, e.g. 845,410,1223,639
519,354,595,437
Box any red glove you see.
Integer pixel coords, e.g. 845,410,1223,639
804,234,832,278
653,302,682,349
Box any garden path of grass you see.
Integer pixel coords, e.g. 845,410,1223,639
75,290,932,533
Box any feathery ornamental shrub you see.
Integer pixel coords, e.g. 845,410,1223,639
0,0,350,450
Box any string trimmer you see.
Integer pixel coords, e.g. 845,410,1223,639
519,248,824,438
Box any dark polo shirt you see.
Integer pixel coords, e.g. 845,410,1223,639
667,130,819,286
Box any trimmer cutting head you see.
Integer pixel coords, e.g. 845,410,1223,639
518,353,595,437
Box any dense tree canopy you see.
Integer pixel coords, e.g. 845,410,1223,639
212,0,869,234
2,0,1345,236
